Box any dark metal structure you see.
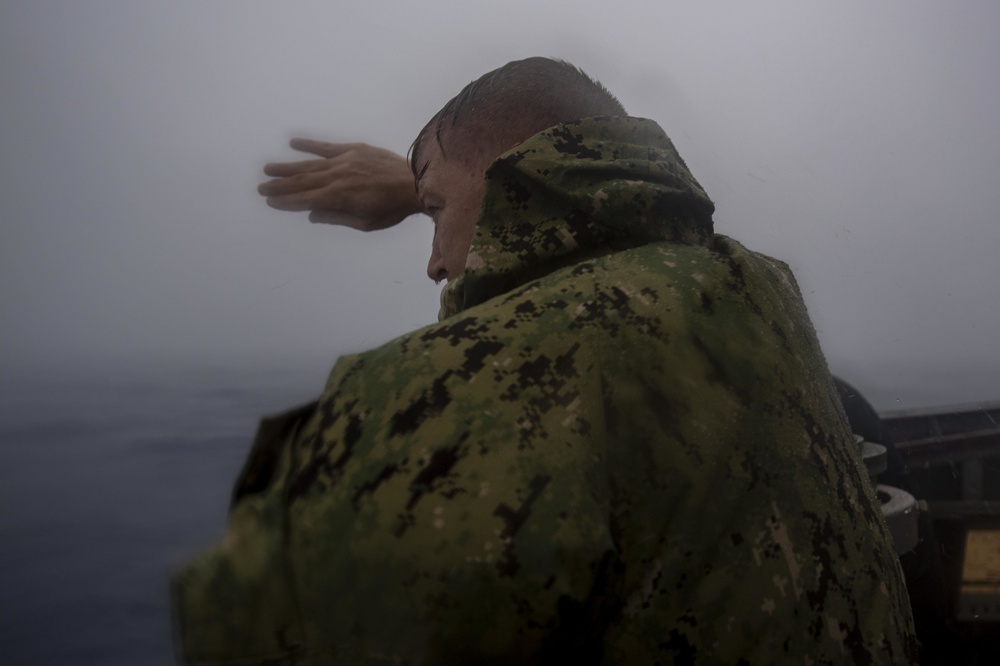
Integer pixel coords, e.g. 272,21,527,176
882,402,1000,663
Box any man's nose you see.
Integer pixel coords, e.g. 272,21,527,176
426,245,447,283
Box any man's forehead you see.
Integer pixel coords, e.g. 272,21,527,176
414,139,444,194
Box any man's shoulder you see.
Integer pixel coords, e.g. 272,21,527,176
321,276,586,400
327,236,807,397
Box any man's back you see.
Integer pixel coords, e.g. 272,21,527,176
173,117,916,663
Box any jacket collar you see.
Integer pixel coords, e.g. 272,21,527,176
439,116,715,320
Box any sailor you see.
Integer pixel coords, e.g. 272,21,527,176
173,57,917,664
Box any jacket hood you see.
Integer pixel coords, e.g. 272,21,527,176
439,116,715,319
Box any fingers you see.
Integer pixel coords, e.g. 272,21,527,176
260,139,362,177
256,139,416,231
263,190,326,212
262,158,333,178
288,138,359,158
257,170,331,196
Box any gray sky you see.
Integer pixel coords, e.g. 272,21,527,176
2,1,998,409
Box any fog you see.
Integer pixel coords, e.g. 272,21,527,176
2,1,998,410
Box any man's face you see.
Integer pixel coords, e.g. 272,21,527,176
414,137,486,283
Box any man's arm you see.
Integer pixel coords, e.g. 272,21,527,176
257,139,423,231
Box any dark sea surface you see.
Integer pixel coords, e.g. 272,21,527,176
0,362,327,665
1,358,996,664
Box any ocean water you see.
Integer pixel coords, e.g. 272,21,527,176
0,362,326,665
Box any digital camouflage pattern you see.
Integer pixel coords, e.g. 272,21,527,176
173,117,918,664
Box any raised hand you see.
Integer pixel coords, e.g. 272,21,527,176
258,139,423,232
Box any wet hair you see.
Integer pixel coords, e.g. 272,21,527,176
410,57,626,179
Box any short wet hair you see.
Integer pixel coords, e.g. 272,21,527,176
410,57,626,178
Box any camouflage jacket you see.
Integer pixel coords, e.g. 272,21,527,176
173,117,917,664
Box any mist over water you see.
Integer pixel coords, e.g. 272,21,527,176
3,1,998,394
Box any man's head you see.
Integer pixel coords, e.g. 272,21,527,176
411,57,627,282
